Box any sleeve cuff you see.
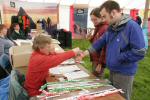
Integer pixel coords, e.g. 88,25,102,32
88,46,96,54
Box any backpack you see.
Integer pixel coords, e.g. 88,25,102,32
8,70,29,100
0,54,11,100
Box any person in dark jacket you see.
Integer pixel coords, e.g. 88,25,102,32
9,23,27,40
77,1,146,100
135,13,142,26
148,17,150,33
87,7,108,78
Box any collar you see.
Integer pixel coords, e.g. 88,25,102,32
15,30,20,34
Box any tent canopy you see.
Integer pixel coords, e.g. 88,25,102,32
59,0,74,6
18,0,146,9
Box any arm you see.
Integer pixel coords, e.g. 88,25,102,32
97,24,108,64
118,22,146,63
44,50,75,69
76,33,107,61
99,47,106,64
88,32,107,54
97,23,108,38
35,50,76,71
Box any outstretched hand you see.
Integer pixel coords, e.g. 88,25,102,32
75,50,89,62
72,47,81,55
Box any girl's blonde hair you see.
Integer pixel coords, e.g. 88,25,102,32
32,34,52,51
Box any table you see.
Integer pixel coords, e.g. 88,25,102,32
46,44,125,100
46,64,125,100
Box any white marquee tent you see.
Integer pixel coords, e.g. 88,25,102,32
59,0,74,31
0,0,148,30
59,0,147,29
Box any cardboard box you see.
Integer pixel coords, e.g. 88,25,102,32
54,44,64,53
13,66,28,75
14,39,33,46
9,45,33,68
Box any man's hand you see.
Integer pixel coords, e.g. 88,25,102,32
95,64,102,73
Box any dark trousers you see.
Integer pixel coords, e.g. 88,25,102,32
109,71,134,100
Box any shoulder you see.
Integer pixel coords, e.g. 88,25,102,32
0,37,3,41
0,38,3,44
126,20,141,29
102,24,109,30
125,20,142,36
31,51,41,56
101,22,109,28
12,30,16,33
127,20,138,26
0,38,6,42
98,23,109,32
11,31,17,36
30,51,43,62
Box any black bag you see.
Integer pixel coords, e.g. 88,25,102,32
11,16,18,24
53,29,72,48
0,54,12,80
8,70,29,100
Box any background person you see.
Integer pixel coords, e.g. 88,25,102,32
0,24,14,56
87,7,108,78
0,24,14,81
9,23,27,40
135,13,142,26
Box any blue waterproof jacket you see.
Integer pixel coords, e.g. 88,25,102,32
89,15,146,75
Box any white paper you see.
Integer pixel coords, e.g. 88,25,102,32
63,71,89,80
49,65,80,75
52,39,60,44
60,59,75,65
14,39,33,46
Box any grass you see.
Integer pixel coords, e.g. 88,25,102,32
72,39,150,100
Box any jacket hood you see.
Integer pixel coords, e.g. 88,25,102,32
110,14,132,31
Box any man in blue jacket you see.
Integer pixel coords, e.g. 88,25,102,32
78,1,146,100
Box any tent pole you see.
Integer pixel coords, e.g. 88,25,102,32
142,0,150,28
